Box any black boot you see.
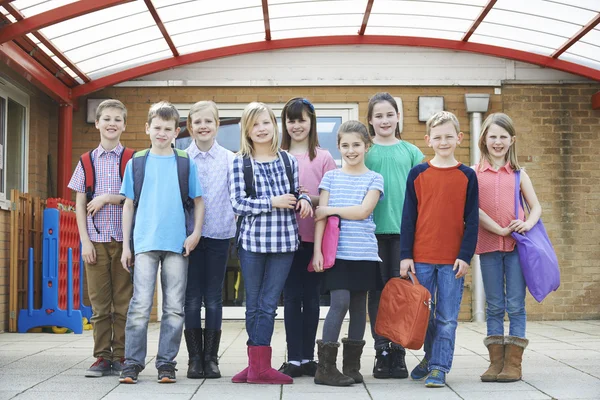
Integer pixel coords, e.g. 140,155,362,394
373,346,391,379
389,346,409,379
314,340,354,386
203,329,222,378
342,338,366,383
184,328,204,378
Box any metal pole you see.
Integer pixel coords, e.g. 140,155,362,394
470,112,486,323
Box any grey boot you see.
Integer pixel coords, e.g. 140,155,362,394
314,340,355,387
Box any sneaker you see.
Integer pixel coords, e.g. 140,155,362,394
390,348,408,379
85,357,112,377
410,357,429,380
111,358,125,376
157,365,177,383
278,362,303,378
119,364,143,384
373,348,391,379
301,361,318,377
425,369,446,388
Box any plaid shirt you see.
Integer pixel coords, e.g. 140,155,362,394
230,153,300,253
68,143,126,242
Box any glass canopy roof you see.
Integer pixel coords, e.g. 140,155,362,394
1,0,598,91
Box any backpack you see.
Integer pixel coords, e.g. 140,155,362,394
131,147,194,213
80,147,136,202
235,151,295,246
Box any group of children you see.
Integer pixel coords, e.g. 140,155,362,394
69,93,541,388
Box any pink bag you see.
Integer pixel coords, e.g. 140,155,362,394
307,215,341,272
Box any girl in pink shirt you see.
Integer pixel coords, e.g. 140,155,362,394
475,113,541,383
278,97,336,377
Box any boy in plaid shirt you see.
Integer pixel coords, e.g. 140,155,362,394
68,99,133,377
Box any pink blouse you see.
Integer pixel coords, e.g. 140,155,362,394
475,161,525,255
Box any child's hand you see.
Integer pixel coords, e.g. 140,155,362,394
86,194,108,217
298,185,309,194
272,194,297,209
400,259,415,278
121,247,133,272
183,232,201,256
453,259,470,278
508,219,533,234
314,206,330,221
296,198,314,219
499,226,513,237
82,240,96,265
312,251,324,273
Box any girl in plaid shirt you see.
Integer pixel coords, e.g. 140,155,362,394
230,102,312,385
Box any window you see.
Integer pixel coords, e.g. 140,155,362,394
174,102,358,166
0,79,29,207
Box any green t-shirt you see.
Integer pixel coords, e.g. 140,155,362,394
365,140,424,234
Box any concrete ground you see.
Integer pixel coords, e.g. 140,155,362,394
0,320,598,400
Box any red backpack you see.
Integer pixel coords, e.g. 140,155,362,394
80,147,136,202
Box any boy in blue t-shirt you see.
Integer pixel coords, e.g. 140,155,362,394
118,101,204,384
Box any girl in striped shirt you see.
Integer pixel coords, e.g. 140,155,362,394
230,102,312,385
312,121,384,387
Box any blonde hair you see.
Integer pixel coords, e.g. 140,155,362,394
478,113,521,171
337,120,372,148
95,99,127,123
426,111,460,136
187,101,220,132
147,101,180,127
239,102,279,157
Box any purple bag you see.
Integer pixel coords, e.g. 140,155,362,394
511,171,560,302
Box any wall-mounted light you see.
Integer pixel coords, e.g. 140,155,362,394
418,96,444,122
86,98,109,123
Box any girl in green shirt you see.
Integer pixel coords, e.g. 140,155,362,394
365,92,424,379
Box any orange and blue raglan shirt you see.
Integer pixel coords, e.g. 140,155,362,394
400,162,479,265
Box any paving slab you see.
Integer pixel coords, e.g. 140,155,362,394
0,320,598,399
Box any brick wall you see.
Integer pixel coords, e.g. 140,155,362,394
0,65,58,332
503,84,600,320
70,86,504,321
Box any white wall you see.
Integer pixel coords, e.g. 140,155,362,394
116,46,591,87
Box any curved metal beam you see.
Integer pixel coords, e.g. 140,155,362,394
0,41,71,103
462,0,497,42
72,35,600,97
0,0,134,45
144,0,179,57
551,13,600,58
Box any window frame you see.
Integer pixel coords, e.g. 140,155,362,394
0,78,30,209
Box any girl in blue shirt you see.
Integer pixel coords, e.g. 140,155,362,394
312,121,384,387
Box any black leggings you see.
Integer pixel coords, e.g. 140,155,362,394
322,289,367,343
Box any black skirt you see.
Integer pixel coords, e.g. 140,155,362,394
321,258,384,293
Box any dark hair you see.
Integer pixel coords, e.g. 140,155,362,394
337,120,372,148
367,92,401,139
281,98,319,161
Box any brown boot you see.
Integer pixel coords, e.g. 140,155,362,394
480,335,504,382
497,336,528,382
314,340,355,386
342,338,365,383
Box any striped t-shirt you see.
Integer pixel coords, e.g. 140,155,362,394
319,169,384,261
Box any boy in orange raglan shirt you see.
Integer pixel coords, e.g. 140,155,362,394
399,111,479,388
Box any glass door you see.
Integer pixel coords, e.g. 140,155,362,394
168,102,357,320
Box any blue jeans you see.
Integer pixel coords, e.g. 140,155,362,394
124,251,188,369
185,237,231,330
238,248,294,346
480,249,526,338
283,242,321,361
415,263,465,374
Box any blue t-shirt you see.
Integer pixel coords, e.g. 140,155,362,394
319,169,384,262
120,152,202,255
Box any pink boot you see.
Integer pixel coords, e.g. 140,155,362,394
247,345,293,384
232,346,249,383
